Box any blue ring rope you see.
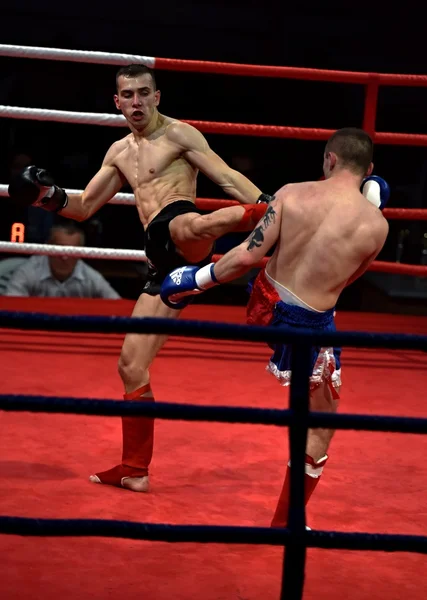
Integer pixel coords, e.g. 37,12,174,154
1,310,427,350
1,517,426,553
1,395,426,434
1,310,427,599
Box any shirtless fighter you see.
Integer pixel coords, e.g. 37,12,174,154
161,128,390,526
7,64,272,492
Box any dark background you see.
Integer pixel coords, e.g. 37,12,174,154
1,2,427,311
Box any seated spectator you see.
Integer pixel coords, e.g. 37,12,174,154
4,220,121,299
0,258,27,295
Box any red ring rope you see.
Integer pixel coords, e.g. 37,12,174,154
184,122,427,146
195,199,427,221
211,255,427,277
155,57,427,87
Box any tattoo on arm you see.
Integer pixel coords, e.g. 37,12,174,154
246,205,277,251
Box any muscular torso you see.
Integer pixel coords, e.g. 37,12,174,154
266,180,387,311
112,116,197,227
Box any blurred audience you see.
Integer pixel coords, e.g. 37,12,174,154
3,219,121,299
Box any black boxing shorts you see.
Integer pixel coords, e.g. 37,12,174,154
142,200,213,296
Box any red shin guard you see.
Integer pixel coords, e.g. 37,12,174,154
94,383,155,487
270,454,328,527
233,203,268,232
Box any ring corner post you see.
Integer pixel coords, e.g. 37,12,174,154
363,75,379,139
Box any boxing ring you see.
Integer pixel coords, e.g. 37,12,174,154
1,45,427,600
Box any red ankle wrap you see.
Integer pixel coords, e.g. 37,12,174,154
123,383,152,400
234,204,268,232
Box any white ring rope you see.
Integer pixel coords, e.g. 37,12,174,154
0,241,147,261
0,105,126,127
3,43,427,87
0,185,135,206
0,44,155,68
0,104,336,141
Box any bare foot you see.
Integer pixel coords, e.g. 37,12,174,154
88,464,150,492
89,474,149,492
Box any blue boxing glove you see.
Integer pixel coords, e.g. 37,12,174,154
160,263,220,309
361,175,390,210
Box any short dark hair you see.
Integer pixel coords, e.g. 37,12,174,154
325,128,373,175
115,64,156,91
49,219,85,244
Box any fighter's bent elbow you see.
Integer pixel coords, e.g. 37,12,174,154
65,206,91,222
235,247,259,270
72,211,88,223
72,193,97,222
